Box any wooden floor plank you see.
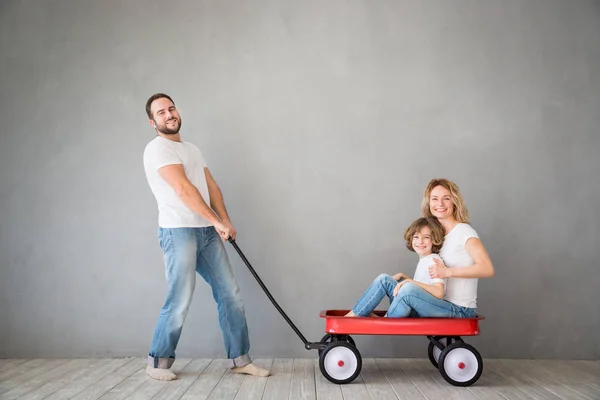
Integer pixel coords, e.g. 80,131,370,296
461,369,510,400
17,359,103,400
67,358,145,400
359,358,398,400
376,358,426,400
0,359,91,400
97,367,150,400
205,368,245,400
528,360,600,399
0,360,28,373
314,359,343,400
153,359,211,400
1,357,598,400
396,359,451,399
0,360,70,396
340,374,372,400
0,359,68,394
486,359,564,400
261,359,294,400
233,358,273,400
289,358,316,400
179,359,229,400
44,359,133,400
125,359,191,400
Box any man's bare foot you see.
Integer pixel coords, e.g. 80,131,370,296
145,365,177,381
231,363,271,377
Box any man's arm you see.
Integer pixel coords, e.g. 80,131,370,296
204,168,231,223
204,168,237,239
429,238,495,279
158,164,229,238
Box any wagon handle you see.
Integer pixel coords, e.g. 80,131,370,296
228,238,321,350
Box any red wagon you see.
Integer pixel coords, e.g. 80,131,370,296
318,310,484,386
229,240,485,387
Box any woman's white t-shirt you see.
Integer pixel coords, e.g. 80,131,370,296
439,223,479,308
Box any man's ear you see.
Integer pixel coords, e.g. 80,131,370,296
149,119,156,129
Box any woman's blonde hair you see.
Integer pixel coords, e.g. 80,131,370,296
403,217,445,253
421,178,469,223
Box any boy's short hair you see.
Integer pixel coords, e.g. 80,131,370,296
403,217,445,253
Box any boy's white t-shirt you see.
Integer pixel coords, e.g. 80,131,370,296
413,254,446,290
439,223,480,308
143,136,212,228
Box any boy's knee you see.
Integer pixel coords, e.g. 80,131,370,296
398,281,420,295
375,273,393,283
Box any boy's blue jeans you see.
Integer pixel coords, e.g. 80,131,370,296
351,274,477,318
148,226,251,369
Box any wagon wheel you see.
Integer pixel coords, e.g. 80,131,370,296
319,341,362,384
319,334,356,356
438,342,483,386
428,341,443,368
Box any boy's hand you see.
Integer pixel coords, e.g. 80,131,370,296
429,258,450,279
393,279,412,296
392,272,408,281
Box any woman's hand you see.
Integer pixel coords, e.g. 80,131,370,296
428,258,450,279
393,279,412,296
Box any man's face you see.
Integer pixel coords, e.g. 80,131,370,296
149,97,182,135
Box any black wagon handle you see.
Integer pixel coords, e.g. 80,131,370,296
228,238,321,349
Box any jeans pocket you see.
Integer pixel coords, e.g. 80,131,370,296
158,228,173,253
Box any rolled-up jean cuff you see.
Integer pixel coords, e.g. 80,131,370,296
228,354,251,368
147,356,175,369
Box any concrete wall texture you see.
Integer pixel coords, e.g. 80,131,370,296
1,0,599,360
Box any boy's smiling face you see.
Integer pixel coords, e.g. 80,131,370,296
412,226,433,257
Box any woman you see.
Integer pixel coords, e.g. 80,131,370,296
346,178,494,318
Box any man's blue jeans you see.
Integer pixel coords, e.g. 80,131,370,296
351,274,477,318
148,226,251,369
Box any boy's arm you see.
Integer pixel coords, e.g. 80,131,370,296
394,279,445,299
392,272,410,281
411,281,445,299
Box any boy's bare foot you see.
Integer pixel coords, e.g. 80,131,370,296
231,363,271,377
145,365,177,381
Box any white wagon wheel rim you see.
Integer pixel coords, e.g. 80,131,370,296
324,346,358,381
443,347,479,382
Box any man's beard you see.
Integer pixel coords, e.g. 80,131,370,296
155,117,182,135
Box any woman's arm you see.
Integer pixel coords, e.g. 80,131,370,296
429,238,495,279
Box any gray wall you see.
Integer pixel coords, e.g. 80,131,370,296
1,0,599,360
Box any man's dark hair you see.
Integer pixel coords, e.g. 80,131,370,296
145,93,175,119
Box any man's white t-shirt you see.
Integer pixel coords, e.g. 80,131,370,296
413,254,446,291
143,136,212,228
439,223,480,308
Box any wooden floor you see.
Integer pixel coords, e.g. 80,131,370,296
0,358,598,400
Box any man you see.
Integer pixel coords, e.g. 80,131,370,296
142,93,270,381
